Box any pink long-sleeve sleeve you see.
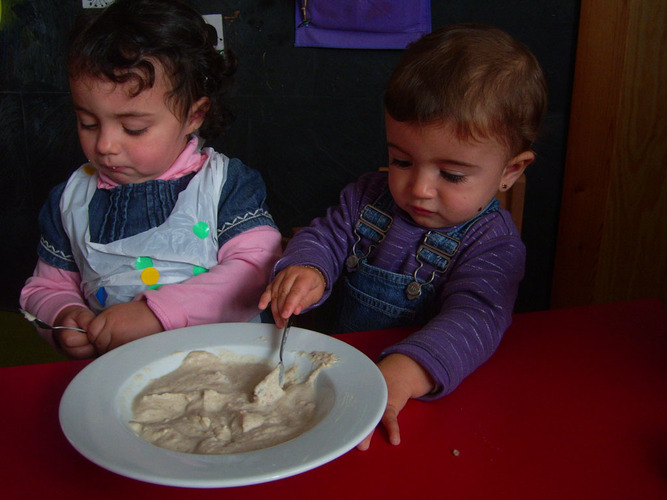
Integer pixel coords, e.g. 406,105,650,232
20,226,283,341
19,263,88,345
139,225,282,330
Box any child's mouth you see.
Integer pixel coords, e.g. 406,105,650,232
102,165,124,172
411,206,434,216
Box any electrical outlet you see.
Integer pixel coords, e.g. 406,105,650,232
202,14,224,51
82,0,114,8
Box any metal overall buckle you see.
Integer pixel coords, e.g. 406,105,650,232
405,231,458,300
346,203,393,272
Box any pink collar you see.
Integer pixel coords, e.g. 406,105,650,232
96,136,208,189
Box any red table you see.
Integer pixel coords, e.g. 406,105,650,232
2,300,665,498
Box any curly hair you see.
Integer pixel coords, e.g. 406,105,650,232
385,24,548,155
67,0,237,140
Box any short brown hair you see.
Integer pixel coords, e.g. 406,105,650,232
385,24,548,155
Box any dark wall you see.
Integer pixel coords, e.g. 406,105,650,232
0,0,579,313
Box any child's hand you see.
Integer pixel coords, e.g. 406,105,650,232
258,265,326,328
357,353,434,451
53,305,97,359
86,300,163,354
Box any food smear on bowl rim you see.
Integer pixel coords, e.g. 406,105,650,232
129,349,337,454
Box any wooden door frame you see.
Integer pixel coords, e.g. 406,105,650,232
551,0,666,308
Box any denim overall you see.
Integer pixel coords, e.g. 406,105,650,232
60,155,226,313
339,191,499,332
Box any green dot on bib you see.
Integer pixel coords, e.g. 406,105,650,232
135,256,154,270
193,265,209,276
193,221,210,239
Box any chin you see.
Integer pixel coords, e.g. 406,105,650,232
408,215,444,229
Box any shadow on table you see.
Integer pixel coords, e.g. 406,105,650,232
0,310,68,366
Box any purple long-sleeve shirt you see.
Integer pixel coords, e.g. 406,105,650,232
278,172,525,398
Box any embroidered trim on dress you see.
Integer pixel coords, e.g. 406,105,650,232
217,208,274,237
39,236,75,263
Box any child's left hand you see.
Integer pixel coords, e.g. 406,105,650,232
86,300,163,354
357,353,434,450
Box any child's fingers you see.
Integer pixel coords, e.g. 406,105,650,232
270,302,287,327
382,406,401,445
261,267,324,324
356,430,375,451
87,316,112,354
280,281,304,312
93,331,112,354
279,284,314,320
284,271,324,313
56,330,97,359
259,272,290,312
267,273,299,317
64,344,97,359
273,294,298,322
257,288,273,310
57,329,88,348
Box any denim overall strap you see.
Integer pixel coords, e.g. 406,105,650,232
345,189,395,272
406,198,500,300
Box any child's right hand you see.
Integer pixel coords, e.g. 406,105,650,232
85,300,163,355
54,305,97,359
258,265,326,328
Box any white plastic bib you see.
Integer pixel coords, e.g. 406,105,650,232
60,150,226,313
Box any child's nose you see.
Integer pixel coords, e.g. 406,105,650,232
411,170,435,198
95,127,121,155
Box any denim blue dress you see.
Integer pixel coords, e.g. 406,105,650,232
37,150,276,313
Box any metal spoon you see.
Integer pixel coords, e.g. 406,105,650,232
19,308,87,333
278,316,293,387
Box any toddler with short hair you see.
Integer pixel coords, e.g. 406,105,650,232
259,23,548,449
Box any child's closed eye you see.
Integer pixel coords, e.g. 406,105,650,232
390,158,412,168
124,127,148,136
440,171,466,183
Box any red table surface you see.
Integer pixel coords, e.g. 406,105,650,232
2,299,665,499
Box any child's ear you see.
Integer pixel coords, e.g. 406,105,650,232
499,150,535,191
186,97,210,134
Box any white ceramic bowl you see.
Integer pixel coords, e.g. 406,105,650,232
59,323,387,487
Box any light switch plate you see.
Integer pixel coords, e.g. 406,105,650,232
82,0,114,8
202,14,224,51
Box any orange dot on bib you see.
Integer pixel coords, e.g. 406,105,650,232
141,267,160,286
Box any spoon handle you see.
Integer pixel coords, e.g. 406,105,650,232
278,316,293,386
19,308,87,333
